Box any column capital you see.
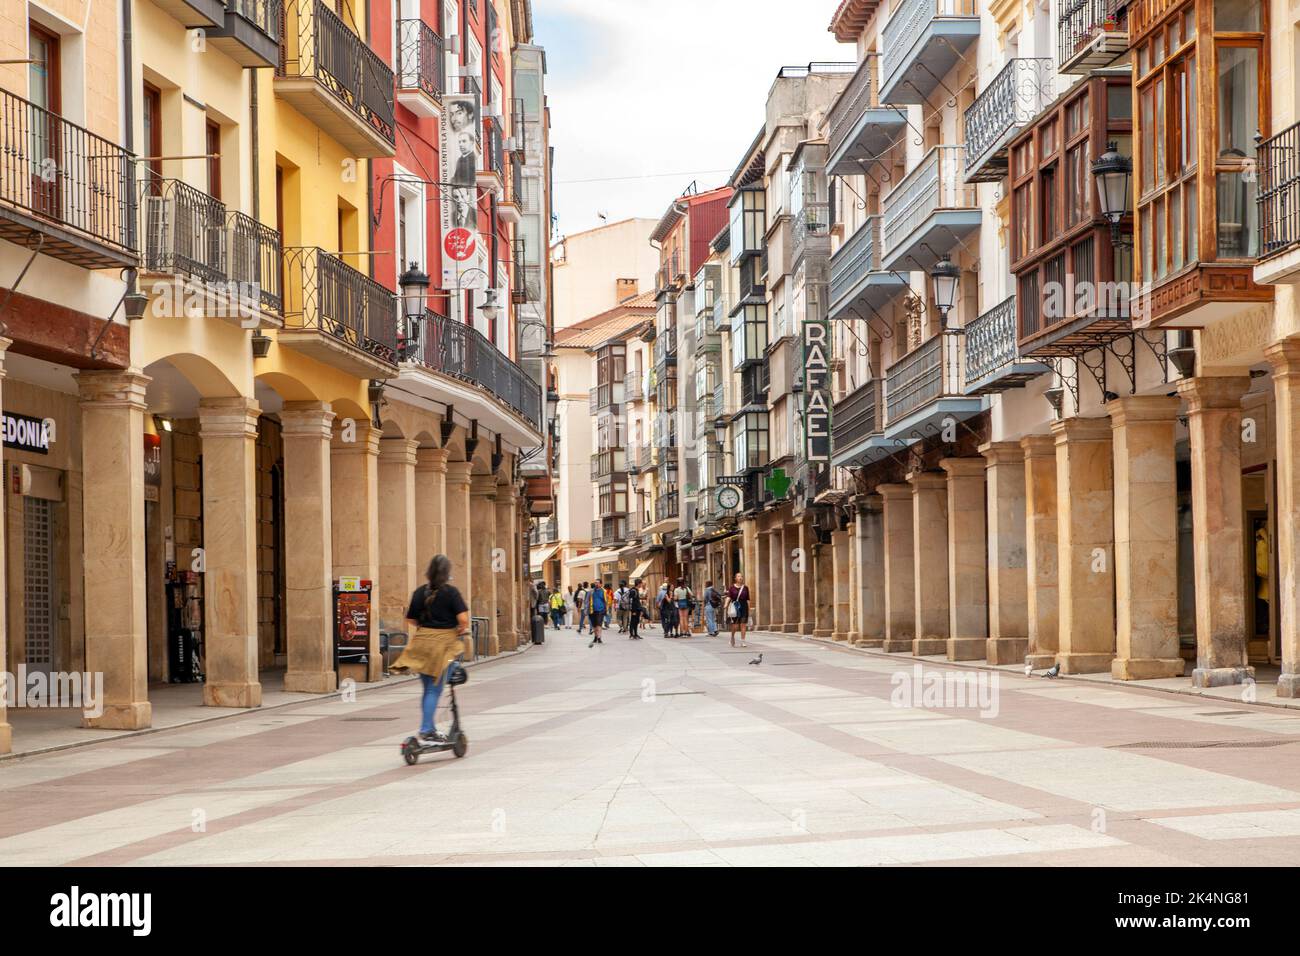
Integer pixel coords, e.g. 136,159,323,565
906,470,947,490
198,397,260,439
1051,415,1112,444
939,457,985,479
979,440,1025,466
1020,433,1055,459
1177,374,1251,413
1265,337,1300,376
279,401,336,438
876,482,911,500
331,420,380,455
496,474,519,501
378,436,419,465
470,473,498,497
0,336,12,378
76,369,151,409
415,446,450,473
851,493,883,514
1106,393,1181,428
445,459,474,486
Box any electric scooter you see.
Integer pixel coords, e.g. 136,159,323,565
400,660,469,764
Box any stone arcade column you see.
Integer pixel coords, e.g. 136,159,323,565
878,483,914,652
331,421,380,682
813,541,834,638
766,528,785,630
1269,341,1300,697
1180,375,1254,687
198,397,262,707
941,458,987,661
444,460,474,625
740,518,759,623
414,447,449,570
785,522,804,633
800,521,820,636
1054,416,1115,674
470,474,500,655
832,528,851,642
1108,395,1184,680
1022,435,1059,669
78,370,152,730
495,477,519,651
910,471,949,655
377,438,419,632
980,442,1028,664
279,402,337,694
852,494,885,647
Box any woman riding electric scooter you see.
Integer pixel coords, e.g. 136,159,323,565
394,555,470,758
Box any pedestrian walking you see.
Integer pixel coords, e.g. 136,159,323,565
673,577,694,637
627,578,644,640
548,588,565,628
725,573,751,648
586,581,608,647
575,582,588,633
659,583,677,638
395,555,469,744
702,580,721,637
565,586,576,628
615,580,630,633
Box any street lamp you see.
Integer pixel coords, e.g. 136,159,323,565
930,256,961,331
1092,141,1132,246
479,288,500,324
398,262,430,360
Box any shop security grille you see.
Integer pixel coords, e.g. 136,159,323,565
23,495,54,669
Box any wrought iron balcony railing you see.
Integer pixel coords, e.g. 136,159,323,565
964,58,1054,182
1259,121,1300,260
396,19,445,101
283,246,398,365
832,378,883,456
885,334,963,423
1058,0,1128,73
828,53,882,161
654,329,678,366
483,117,505,179
881,0,977,100
278,0,395,152
624,370,645,403
0,88,136,268
654,490,679,524
141,178,227,283
963,295,1048,392
829,216,885,309
412,310,543,430
881,145,975,259
626,442,650,473
227,210,283,314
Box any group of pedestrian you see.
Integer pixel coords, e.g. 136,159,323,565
532,572,752,648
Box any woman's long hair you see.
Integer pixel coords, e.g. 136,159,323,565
424,554,452,613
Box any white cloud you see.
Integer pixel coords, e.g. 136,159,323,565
537,0,850,237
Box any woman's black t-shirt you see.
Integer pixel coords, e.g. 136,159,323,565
406,584,468,629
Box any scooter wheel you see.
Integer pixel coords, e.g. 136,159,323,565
401,737,420,766
452,732,468,758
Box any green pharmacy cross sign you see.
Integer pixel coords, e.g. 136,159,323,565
765,468,792,500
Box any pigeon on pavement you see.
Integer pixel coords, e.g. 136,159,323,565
748,654,763,666
1024,662,1033,677
1042,662,1061,679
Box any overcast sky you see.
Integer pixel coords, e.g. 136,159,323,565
533,0,851,241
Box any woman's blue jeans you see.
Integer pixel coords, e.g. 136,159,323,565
704,604,717,635
419,665,452,734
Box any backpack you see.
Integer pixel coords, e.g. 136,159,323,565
590,587,606,614
708,588,721,608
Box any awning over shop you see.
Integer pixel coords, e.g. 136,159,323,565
564,548,622,568
529,544,560,569
630,558,655,581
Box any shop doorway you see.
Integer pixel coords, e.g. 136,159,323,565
22,495,56,675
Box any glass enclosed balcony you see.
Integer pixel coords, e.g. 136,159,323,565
879,0,979,106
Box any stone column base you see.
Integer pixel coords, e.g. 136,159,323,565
986,638,1028,665
946,637,985,661
833,631,850,642
847,631,860,643
204,681,263,708
856,636,884,648
1277,673,1300,697
1059,652,1114,675
85,702,152,730
1025,653,1057,670
0,721,9,753
913,637,947,656
784,624,802,634
283,670,338,694
1192,666,1254,688
1111,657,1185,681
882,638,913,653
813,628,833,639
